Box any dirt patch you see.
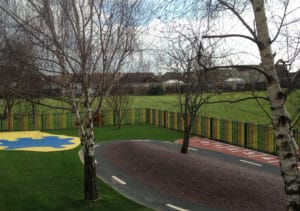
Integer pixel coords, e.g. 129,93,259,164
103,141,286,211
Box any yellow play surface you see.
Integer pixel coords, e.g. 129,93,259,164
0,131,80,152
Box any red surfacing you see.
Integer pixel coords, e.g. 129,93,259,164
175,137,300,169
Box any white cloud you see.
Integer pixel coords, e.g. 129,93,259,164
138,0,300,72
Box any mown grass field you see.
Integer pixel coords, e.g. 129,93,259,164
131,92,271,124
132,90,299,125
0,125,182,211
2,89,299,125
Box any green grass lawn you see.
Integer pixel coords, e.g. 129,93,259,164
130,91,299,125
131,92,272,124
0,125,182,211
2,89,299,125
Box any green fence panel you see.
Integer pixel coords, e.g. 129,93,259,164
245,122,249,148
266,126,275,153
135,109,141,124
66,113,74,128
232,121,238,145
152,109,158,126
141,108,146,124
26,115,34,130
134,109,139,124
120,111,127,125
176,112,181,131
169,111,174,129
157,110,162,127
227,120,233,144
154,110,159,126
151,109,155,125
130,109,135,124
220,119,226,142
149,109,153,125
199,116,210,138
53,113,58,129
246,123,258,150
145,109,149,125
12,115,21,131
231,121,245,147
257,124,266,152
211,118,220,140
141,108,145,123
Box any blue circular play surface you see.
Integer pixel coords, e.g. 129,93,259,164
0,131,80,152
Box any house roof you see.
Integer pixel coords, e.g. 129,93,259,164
120,72,159,83
162,72,182,81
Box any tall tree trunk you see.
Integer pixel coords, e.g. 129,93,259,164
117,110,122,129
83,107,98,201
74,107,98,201
84,142,98,200
181,115,191,154
252,0,300,209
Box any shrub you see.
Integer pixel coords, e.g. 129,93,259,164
147,84,165,95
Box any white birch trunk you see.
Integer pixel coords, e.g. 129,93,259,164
74,105,98,200
252,0,300,209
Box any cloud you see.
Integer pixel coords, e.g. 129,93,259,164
138,0,300,72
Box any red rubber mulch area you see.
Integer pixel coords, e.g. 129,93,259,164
103,141,286,211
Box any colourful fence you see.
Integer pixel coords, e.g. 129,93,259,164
100,108,147,126
145,109,300,154
0,113,75,131
0,108,147,131
1,108,300,155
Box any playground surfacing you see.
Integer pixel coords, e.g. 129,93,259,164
0,131,80,152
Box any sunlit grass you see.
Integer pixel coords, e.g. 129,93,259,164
1,89,299,125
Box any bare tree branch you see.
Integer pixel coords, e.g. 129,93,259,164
203,34,257,44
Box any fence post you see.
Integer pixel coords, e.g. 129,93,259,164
244,122,248,148
41,114,44,130
145,109,148,124
164,111,167,128
210,117,213,139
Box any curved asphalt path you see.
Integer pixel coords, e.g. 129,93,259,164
92,139,281,211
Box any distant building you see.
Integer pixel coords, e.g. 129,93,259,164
223,78,245,89
206,64,291,91
162,79,184,86
120,72,159,87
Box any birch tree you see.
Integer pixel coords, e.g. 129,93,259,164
202,0,300,209
252,2,299,208
0,0,141,201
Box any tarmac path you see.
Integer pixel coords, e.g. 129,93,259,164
93,139,286,211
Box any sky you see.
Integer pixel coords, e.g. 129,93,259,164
138,0,300,74
2,0,299,74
